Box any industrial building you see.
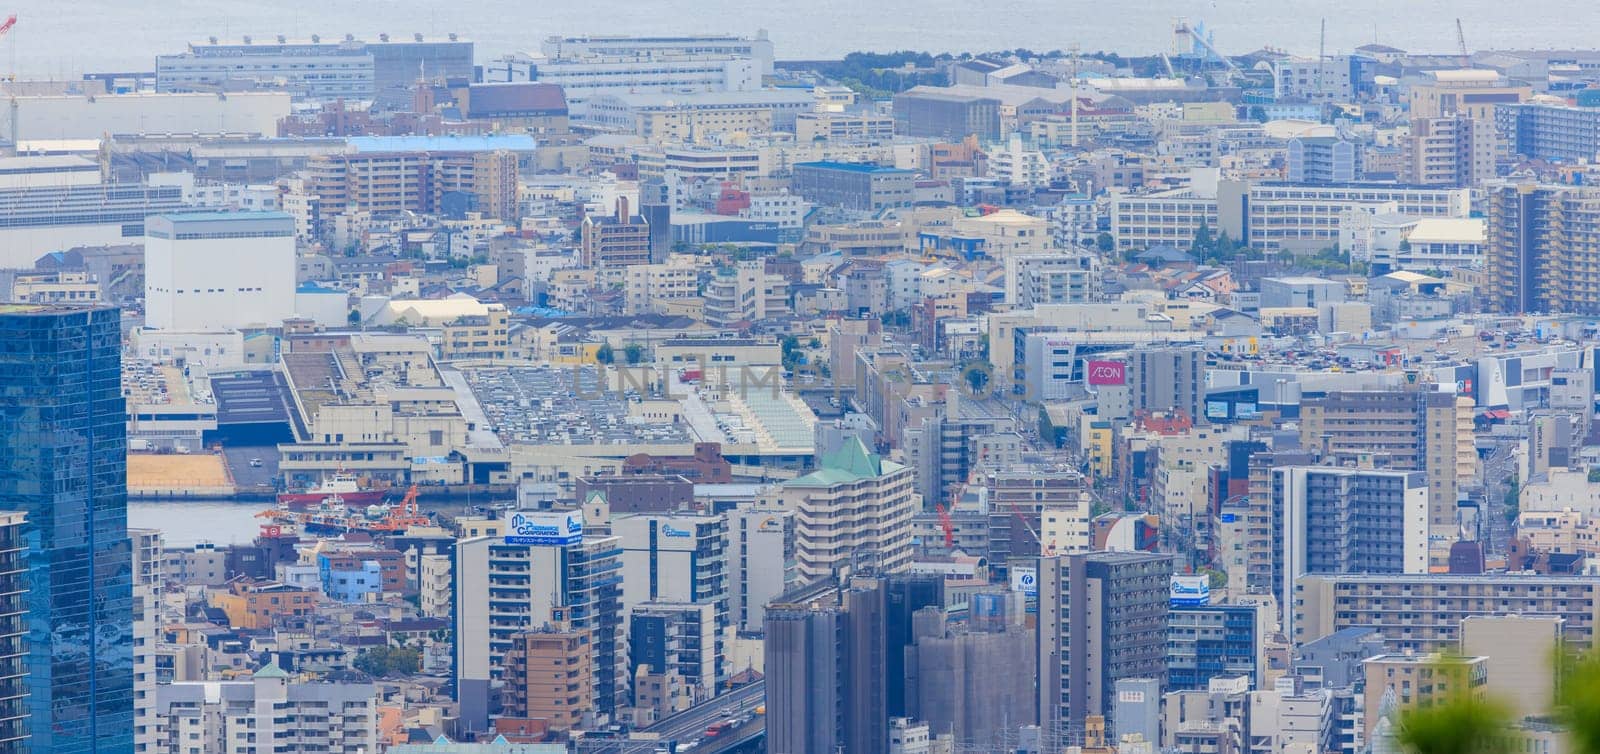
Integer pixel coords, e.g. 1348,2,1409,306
143,212,297,331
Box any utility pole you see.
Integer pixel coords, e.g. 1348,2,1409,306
1070,42,1081,148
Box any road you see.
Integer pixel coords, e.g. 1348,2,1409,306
220,444,281,493
576,682,765,754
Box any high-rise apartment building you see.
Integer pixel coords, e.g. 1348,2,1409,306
1401,116,1495,187
1037,551,1172,738
0,304,134,754
1485,181,1600,315
501,611,591,732
1295,573,1600,650
769,438,917,580
1129,347,1207,423
131,528,165,754
580,197,652,284
0,513,26,751
455,521,625,732
727,508,796,633
1271,466,1429,623
613,513,728,681
1495,103,1600,164
627,602,719,708
765,574,943,754
1167,603,1265,691
904,596,1036,748
1298,390,1475,537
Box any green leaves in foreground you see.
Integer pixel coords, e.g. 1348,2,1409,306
1396,657,1510,754
1555,648,1600,754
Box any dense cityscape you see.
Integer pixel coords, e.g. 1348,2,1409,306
6,11,1600,754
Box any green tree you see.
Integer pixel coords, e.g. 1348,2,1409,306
346,309,361,326
353,646,420,678
962,362,990,394
1395,658,1510,754
623,343,645,365
1192,221,1216,259
1556,648,1600,754
781,335,805,370
595,342,615,365
1096,232,1115,254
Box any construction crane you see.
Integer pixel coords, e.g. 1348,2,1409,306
1455,18,1470,68
936,503,955,548
0,15,16,83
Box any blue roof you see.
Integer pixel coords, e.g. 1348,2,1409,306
296,282,344,294
346,135,538,153
795,160,912,174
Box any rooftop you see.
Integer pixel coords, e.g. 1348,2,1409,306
345,135,537,154
795,161,913,174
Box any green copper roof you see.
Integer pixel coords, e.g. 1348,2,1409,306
786,437,903,488
253,661,290,679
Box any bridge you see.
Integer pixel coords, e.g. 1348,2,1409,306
575,681,765,753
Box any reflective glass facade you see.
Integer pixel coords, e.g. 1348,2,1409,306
0,304,133,753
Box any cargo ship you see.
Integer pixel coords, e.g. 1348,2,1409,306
257,485,433,536
276,472,389,509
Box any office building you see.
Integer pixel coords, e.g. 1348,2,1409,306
151,665,377,753
1485,181,1600,315
538,33,774,73
904,597,1036,749
701,260,792,326
0,91,290,142
1299,390,1475,537
490,34,767,115
143,212,296,332
455,523,625,732
627,602,719,708
727,508,796,633
0,513,26,752
981,468,1093,561
580,197,652,282
1113,678,1162,746
797,111,897,142
501,612,591,732
639,179,673,264
0,304,133,754
1168,603,1263,691
1295,573,1600,650
769,438,916,580
584,89,813,137
1495,102,1600,164
1287,137,1361,184
1400,115,1495,187
1037,552,1172,737
792,161,916,212
892,88,1002,141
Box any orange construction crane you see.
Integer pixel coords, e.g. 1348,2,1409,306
936,503,955,547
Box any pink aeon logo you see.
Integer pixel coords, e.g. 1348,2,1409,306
1087,360,1126,386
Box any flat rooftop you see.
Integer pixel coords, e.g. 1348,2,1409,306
460,365,691,446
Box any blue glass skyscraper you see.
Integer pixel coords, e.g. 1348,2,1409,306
0,304,133,753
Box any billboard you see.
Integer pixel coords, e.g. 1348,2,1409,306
1010,567,1039,597
1170,574,1211,607
506,510,584,547
1086,360,1127,386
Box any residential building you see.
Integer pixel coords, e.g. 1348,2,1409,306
1362,654,1488,738
1298,390,1475,538
769,438,916,580
1496,102,1600,163
151,664,377,754
209,579,318,630
765,574,943,754
1037,551,1173,737
0,513,26,752
501,612,591,732
581,197,652,283
1406,70,1529,120
0,304,134,754
624,260,699,315
305,136,534,228
1004,252,1104,308
1484,181,1600,315
584,90,812,139
1168,603,1264,691
1294,573,1600,650
132,527,164,754
627,602,719,708
613,514,729,661
1288,137,1361,184
1272,467,1429,633
792,161,916,212
904,598,1037,748
455,527,625,732
703,260,792,326
1128,347,1207,424
797,111,897,142
727,508,796,633
1400,116,1495,187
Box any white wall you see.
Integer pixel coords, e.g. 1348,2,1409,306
145,214,296,330
2,92,290,141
